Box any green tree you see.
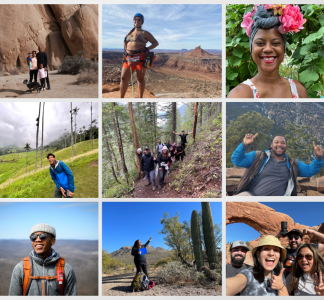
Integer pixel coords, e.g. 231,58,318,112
226,111,274,167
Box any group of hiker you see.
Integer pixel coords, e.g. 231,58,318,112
138,130,192,190
226,229,324,296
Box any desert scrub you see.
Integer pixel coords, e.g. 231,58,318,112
58,53,98,75
154,256,173,267
76,70,98,85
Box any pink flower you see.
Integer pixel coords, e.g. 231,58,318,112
263,4,272,10
241,12,254,37
278,5,306,34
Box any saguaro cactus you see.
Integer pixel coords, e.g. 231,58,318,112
201,202,217,269
191,210,204,271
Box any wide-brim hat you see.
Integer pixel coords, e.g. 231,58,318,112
251,235,286,262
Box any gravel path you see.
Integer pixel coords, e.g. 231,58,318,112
102,272,222,296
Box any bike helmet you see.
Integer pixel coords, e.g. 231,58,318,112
134,13,144,24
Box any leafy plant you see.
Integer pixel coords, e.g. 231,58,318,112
226,4,324,97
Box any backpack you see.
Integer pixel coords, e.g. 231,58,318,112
131,274,149,292
23,256,65,296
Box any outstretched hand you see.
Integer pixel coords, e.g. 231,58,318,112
243,133,258,145
313,141,323,157
270,268,285,290
149,236,152,240
315,272,324,295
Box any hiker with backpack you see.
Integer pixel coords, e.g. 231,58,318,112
140,147,157,191
120,13,159,98
8,223,77,296
157,146,172,190
131,236,152,277
47,153,75,198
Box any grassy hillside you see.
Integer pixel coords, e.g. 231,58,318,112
0,140,98,198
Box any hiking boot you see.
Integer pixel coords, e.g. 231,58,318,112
145,181,151,186
158,185,161,190
153,186,156,191
143,176,147,180
47,86,51,90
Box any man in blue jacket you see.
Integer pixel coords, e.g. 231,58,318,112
47,153,75,198
231,133,323,196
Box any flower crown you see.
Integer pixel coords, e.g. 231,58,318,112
241,4,306,37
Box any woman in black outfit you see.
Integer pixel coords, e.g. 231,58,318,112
131,236,152,276
157,146,172,190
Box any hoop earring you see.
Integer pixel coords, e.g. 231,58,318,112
248,55,257,76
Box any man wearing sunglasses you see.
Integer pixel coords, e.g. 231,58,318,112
9,223,77,296
282,228,324,278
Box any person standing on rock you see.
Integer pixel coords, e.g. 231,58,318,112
29,51,38,83
173,130,193,156
131,236,152,277
140,147,157,191
120,13,159,98
231,134,323,196
157,146,172,190
36,45,51,90
47,153,75,198
9,223,77,296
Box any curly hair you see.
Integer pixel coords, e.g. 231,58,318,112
290,243,324,293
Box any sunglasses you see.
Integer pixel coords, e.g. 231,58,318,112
297,254,313,261
30,233,54,241
134,18,142,21
288,235,300,240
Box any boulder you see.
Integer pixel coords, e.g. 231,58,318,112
307,190,324,196
299,181,317,192
226,168,245,178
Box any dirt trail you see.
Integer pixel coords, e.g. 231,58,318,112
0,71,98,98
102,271,221,296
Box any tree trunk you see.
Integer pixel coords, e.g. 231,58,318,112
199,103,203,127
103,126,120,184
106,130,119,171
149,103,154,152
192,102,198,140
206,102,211,121
154,102,157,153
91,102,93,150
128,102,141,174
112,102,129,184
35,102,41,171
218,102,222,117
70,103,74,158
41,102,45,168
171,102,177,143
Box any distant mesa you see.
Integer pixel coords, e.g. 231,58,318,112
185,46,213,57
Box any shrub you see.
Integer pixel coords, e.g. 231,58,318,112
58,55,98,75
9,67,21,75
76,70,98,85
226,4,324,98
154,256,173,267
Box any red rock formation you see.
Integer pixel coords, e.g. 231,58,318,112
185,46,213,57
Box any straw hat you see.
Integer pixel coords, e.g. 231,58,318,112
251,235,286,262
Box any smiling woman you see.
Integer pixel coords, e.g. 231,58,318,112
227,4,308,98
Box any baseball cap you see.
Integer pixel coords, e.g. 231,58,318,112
230,240,250,251
287,229,302,236
144,147,150,150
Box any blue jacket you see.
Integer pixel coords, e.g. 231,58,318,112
231,143,323,195
49,160,75,192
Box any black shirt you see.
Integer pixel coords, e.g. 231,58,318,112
36,52,48,68
176,146,183,154
179,134,188,144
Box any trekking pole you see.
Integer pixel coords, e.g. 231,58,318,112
130,68,135,98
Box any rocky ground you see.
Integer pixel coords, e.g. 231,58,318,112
0,70,98,98
102,271,221,296
102,64,221,98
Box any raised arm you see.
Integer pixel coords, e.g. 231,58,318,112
303,228,324,251
226,274,247,296
143,236,152,247
297,142,323,177
173,131,180,136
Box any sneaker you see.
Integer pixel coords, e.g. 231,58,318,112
145,182,151,186
153,186,156,191
143,176,147,181
47,86,51,90
158,185,161,190
43,87,46,90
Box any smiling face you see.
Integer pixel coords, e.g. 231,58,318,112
134,17,143,28
230,246,247,265
257,245,281,272
297,247,314,274
271,136,287,157
252,28,285,73
48,155,55,165
31,231,55,258
288,234,302,250
138,240,142,248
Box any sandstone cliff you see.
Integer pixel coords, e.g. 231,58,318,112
0,4,98,71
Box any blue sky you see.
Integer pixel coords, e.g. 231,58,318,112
102,4,222,50
102,202,222,252
0,202,98,240
227,202,324,243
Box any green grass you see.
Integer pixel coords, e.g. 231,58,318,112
0,153,98,198
0,139,98,184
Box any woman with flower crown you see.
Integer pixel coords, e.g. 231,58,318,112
227,5,308,98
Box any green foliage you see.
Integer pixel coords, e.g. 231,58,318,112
102,249,126,273
226,4,324,97
191,210,204,271
58,53,98,75
226,111,273,167
154,256,173,267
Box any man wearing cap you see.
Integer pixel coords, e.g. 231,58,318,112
140,147,157,191
9,223,77,296
47,153,75,198
280,228,324,278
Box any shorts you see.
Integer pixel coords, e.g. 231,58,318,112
123,53,145,72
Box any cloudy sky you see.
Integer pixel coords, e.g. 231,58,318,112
0,102,98,148
102,4,222,50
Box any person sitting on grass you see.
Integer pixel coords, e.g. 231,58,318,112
47,153,75,198
131,236,152,277
9,223,77,296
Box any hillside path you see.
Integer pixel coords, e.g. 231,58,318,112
102,271,221,296
0,71,98,98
